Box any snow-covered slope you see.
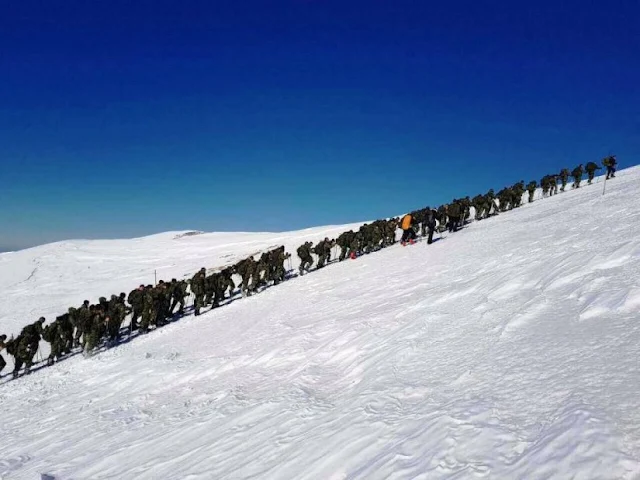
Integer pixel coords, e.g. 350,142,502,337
1,167,640,479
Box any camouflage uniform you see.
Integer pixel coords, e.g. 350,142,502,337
585,161,600,184
572,164,584,188
559,169,570,191
140,286,156,330
236,257,256,296
170,279,188,314
107,295,127,342
527,181,537,203
85,309,106,354
13,318,44,376
128,286,144,329
191,268,206,315
43,321,64,365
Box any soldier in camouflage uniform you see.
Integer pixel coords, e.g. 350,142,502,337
107,294,127,343
13,317,45,376
191,268,206,316
43,320,64,365
169,278,188,314
485,190,499,216
139,286,156,331
527,181,537,203
253,252,270,288
385,218,398,246
336,231,354,261
447,202,462,232
558,168,570,191
204,273,216,306
472,195,484,220
271,246,290,285
572,164,584,188
236,257,257,297
128,285,145,330
84,306,106,354
314,238,332,268
297,242,314,274
512,182,525,208
585,161,600,184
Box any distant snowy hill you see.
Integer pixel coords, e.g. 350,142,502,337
1,167,640,479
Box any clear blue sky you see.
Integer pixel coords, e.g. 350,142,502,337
1,0,638,251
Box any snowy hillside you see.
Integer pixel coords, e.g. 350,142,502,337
1,167,640,479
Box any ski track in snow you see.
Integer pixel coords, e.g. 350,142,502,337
1,169,640,479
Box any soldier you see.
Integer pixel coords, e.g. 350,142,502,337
211,273,228,307
190,268,206,316
204,273,216,306
0,334,7,375
527,181,537,203
460,197,472,222
254,252,270,288
155,282,170,326
42,320,64,366
336,231,353,261
603,155,617,179
107,294,126,343
271,246,290,285
585,161,600,184
14,317,45,376
385,218,398,246
314,238,329,268
572,164,584,188
140,286,156,331
447,202,462,232
549,174,558,195
84,307,107,355
74,300,91,348
128,285,145,330
425,208,437,244
54,312,74,354
471,195,484,220
485,190,499,216
169,278,188,315
222,267,236,299
558,168,570,191
236,257,256,296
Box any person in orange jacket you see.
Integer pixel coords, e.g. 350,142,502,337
400,213,416,245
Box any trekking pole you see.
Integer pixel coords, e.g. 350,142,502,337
602,176,607,196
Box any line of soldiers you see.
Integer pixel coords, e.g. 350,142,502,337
0,156,620,381
0,279,190,378
527,156,618,203
190,246,290,316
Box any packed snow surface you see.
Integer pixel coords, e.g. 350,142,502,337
1,168,640,479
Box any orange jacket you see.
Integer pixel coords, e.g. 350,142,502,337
401,214,412,230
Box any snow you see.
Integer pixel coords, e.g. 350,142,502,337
1,168,640,479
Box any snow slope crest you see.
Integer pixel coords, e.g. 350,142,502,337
1,167,640,479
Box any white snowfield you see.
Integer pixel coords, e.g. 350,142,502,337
1,167,640,479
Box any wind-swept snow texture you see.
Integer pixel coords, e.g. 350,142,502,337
2,168,640,479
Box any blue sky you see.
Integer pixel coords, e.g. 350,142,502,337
1,0,638,251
